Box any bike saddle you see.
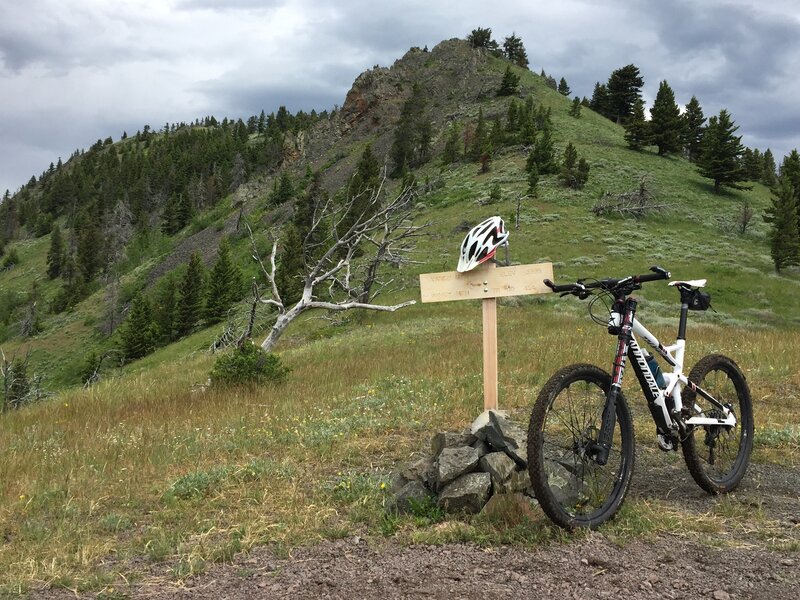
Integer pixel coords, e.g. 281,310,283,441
668,279,707,289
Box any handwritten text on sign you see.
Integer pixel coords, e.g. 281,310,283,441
419,262,554,303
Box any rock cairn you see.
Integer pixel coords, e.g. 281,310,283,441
392,410,536,514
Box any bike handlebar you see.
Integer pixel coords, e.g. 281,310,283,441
543,265,671,297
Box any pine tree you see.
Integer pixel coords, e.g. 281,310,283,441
681,96,706,162
469,108,488,161
489,117,505,149
526,163,539,196
762,149,777,186
441,123,461,165
497,65,520,96
46,223,64,279
268,172,294,206
698,109,747,193
506,100,519,134
558,78,571,96
742,148,762,181
76,213,102,283
467,27,500,53
764,177,800,271
532,121,557,174
152,276,178,344
341,144,381,237
276,170,332,305
605,64,644,123
560,142,578,187
590,82,609,118
275,224,305,305
559,143,589,189
502,33,529,67
624,97,650,150
577,158,590,188
780,150,800,198
569,96,582,118
649,80,682,156
519,97,537,145
175,193,193,230
174,252,205,337
161,196,178,235
205,237,244,325
120,294,157,360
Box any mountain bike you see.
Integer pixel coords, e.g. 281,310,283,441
527,266,753,529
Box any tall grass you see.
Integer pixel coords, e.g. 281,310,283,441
1,302,798,592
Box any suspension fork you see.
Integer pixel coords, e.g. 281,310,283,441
593,297,637,466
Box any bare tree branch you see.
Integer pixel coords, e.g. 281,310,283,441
245,223,284,312
239,178,429,352
307,300,416,312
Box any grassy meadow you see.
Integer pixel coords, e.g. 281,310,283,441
1,299,799,594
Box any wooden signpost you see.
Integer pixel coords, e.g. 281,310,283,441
419,261,553,411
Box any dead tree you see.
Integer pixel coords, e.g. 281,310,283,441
1,348,42,410
592,176,668,218
736,198,755,235
515,193,529,230
245,179,427,352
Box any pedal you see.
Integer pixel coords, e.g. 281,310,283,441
656,433,677,452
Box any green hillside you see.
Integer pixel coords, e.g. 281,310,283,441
0,37,798,595
1,40,796,390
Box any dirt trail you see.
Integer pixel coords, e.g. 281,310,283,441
35,452,800,599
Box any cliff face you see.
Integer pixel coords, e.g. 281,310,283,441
339,39,495,136
297,39,504,192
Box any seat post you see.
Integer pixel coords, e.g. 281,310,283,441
677,288,691,340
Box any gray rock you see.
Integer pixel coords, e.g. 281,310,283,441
471,438,491,457
401,456,435,487
496,467,532,495
469,409,509,436
479,452,516,488
480,411,528,467
390,473,410,494
438,472,492,513
393,480,433,513
431,431,477,458
437,446,479,489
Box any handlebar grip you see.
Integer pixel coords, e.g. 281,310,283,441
636,266,671,283
544,279,577,293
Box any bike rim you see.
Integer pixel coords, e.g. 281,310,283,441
689,365,746,484
541,378,628,522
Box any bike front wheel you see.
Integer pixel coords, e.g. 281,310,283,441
527,364,635,529
681,354,753,494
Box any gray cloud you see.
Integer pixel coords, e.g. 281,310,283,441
176,0,286,11
1,0,799,193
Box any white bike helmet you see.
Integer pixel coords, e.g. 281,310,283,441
456,216,509,273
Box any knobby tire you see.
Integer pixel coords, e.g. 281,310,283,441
528,364,635,529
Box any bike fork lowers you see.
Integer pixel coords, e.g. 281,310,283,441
594,298,636,466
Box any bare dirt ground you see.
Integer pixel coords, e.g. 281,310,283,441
34,450,800,599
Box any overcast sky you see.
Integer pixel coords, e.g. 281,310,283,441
2,0,799,195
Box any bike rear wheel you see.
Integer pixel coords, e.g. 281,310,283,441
681,354,753,494
527,364,635,529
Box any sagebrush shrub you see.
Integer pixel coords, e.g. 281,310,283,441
209,341,289,386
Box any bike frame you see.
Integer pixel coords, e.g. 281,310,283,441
594,295,736,464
